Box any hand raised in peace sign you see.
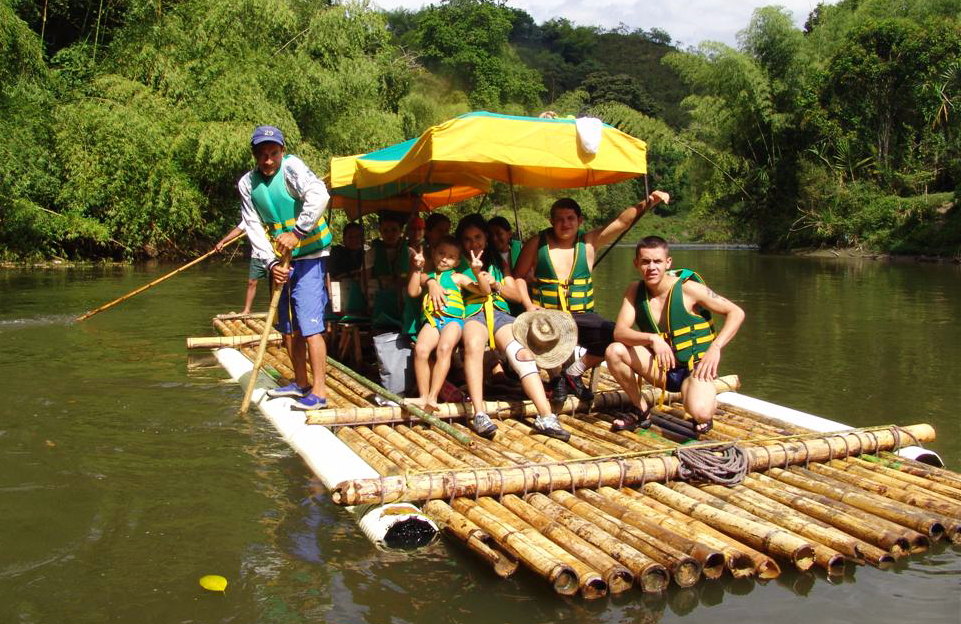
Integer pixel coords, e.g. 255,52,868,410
468,248,484,272
410,245,425,270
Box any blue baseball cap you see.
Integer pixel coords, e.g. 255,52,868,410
250,125,285,147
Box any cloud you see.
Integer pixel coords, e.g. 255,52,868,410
370,0,827,47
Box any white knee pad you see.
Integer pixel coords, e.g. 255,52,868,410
506,340,539,379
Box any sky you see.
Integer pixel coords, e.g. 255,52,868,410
370,0,831,48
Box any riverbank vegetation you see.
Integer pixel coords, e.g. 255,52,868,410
1,0,958,261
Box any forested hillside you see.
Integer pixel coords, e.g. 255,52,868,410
1,0,959,261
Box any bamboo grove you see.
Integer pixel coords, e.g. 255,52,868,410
2,0,960,261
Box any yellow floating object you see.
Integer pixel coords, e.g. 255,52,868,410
199,574,228,593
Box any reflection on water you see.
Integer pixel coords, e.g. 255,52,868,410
0,253,959,623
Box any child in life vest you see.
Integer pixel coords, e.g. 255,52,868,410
407,235,490,411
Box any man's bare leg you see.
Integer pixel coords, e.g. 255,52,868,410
681,376,716,431
285,332,309,390
242,278,258,315
305,333,327,399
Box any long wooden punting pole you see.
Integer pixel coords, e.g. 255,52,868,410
330,424,935,506
324,357,474,448
76,234,245,321
240,256,289,414
305,376,741,426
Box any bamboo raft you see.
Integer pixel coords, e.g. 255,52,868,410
198,316,961,600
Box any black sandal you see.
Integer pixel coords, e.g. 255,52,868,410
694,420,713,437
611,402,653,432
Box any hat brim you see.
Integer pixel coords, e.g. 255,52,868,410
512,310,578,369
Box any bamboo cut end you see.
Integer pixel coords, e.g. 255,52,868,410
580,576,608,600
673,559,703,588
701,552,726,580
792,545,816,571
755,558,781,579
607,570,634,595
639,566,669,593
549,565,579,595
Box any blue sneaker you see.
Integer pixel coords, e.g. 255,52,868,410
267,383,310,399
291,393,328,411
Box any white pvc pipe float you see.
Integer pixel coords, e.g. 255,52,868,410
718,391,944,467
215,348,439,550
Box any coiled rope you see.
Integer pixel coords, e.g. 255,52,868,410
674,443,750,486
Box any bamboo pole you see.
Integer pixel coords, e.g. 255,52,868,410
306,376,741,426
818,461,961,518
336,426,401,476
324,356,474,448
472,497,608,599
619,488,779,579
592,487,751,579
850,457,961,501
187,333,282,349
422,500,519,578
699,483,894,568
535,492,670,593
640,482,816,571
241,256,289,414
575,488,726,580
742,474,912,557
215,311,268,321
877,452,961,490
769,467,951,543
77,234,245,321
330,425,936,506
498,495,633,594
671,483,846,575
449,498,578,595
546,489,703,587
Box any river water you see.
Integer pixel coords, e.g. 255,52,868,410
1,250,959,623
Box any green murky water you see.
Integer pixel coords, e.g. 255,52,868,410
1,250,959,623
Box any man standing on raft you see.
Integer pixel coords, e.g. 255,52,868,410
513,192,670,403
238,125,333,410
605,236,745,434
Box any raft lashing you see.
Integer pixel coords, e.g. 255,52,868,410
202,315,961,600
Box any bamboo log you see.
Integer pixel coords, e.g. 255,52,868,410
330,425,936,506
241,256,289,414
77,235,245,321
546,488,702,588
741,474,911,557
306,376,741,426
819,461,961,518
469,498,608,599
449,498,578,595
422,500,519,577
539,491,670,592
850,457,961,501
675,483,848,575
187,333,282,349
770,467,951,543
701,482,894,568
576,487,726,580
498,494,633,594
336,426,401,476
620,488,780,579
394,425,469,470
215,311,267,321
878,452,961,490
640,482,816,571
558,416,650,453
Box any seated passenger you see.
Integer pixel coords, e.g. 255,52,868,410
513,192,670,404
366,211,415,397
328,221,366,318
407,236,490,411
604,236,745,435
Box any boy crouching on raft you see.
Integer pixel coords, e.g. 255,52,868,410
407,235,490,411
605,236,745,435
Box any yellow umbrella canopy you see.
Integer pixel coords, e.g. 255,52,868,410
327,138,490,219
330,111,647,193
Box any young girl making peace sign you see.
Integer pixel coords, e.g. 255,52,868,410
407,235,491,411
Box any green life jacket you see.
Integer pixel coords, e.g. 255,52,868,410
508,239,522,270
370,239,410,330
423,269,465,324
459,258,510,347
532,228,594,313
635,269,716,370
249,155,332,258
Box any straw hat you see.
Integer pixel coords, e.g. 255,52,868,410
512,310,577,369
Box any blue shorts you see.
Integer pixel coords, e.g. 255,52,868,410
430,315,464,332
275,256,328,337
